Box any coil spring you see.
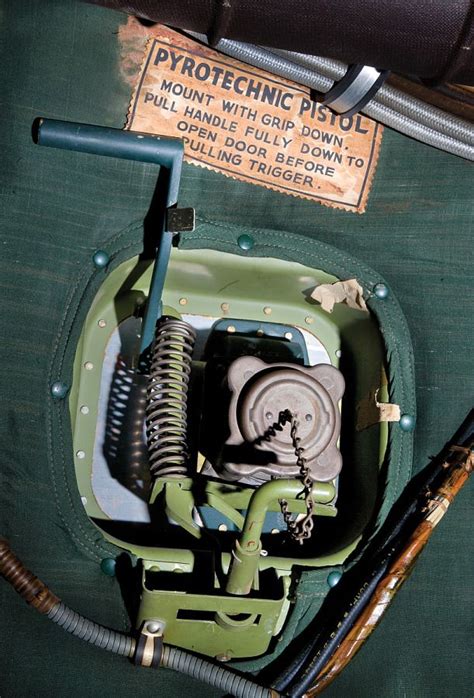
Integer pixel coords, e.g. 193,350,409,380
104,356,150,498
146,317,196,479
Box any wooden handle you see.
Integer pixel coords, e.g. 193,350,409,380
306,449,473,696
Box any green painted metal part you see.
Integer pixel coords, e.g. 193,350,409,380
150,477,337,541
226,479,335,595
70,247,388,556
138,559,292,659
70,247,387,528
69,245,388,657
35,118,185,351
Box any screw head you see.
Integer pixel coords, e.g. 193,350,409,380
237,234,254,251
399,414,416,432
145,621,162,634
51,381,68,399
373,283,389,300
327,570,342,588
100,557,116,577
93,250,110,269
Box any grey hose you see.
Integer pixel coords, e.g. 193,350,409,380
188,34,474,160
188,32,333,93
47,601,136,657
270,48,474,144
162,646,276,698
46,602,275,697
0,537,274,698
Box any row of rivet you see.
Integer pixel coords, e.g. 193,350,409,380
235,239,414,428
52,242,414,578
51,251,110,400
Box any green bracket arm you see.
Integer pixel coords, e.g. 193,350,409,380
226,479,335,596
33,118,185,353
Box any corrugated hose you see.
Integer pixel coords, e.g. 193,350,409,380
188,33,474,161
0,539,276,698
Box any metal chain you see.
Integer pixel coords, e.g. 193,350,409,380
257,409,315,544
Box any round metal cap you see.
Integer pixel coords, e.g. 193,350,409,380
238,367,336,463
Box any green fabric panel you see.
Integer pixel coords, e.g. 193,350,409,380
0,1,472,697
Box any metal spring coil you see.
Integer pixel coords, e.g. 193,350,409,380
146,317,196,479
104,356,150,498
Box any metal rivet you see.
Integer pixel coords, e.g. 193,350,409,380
305,316,314,325
284,332,293,340
227,325,236,333
179,297,187,306
100,558,116,577
84,361,94,371
305,414,313,422
76,450,85,459
271,528,279,534
98,319,107,328
218,523,228,532
51,381,68,399
237,234,254,251
146,621,162,634
335,349,342,358
263,306,272,315
399,414,415,432
81,496,88,506
327,570,342,588
373,283,389,300
93,250,110,269
256,329,264,336
80,405,89,415
266,412,273,420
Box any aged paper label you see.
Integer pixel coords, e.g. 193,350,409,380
127,27,382,213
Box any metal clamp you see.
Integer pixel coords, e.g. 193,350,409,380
133,619,165,667
320,65,389,117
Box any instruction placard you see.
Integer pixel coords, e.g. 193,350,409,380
127,28,383,213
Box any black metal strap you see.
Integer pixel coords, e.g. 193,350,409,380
319,65,390,117
208,0,233,47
